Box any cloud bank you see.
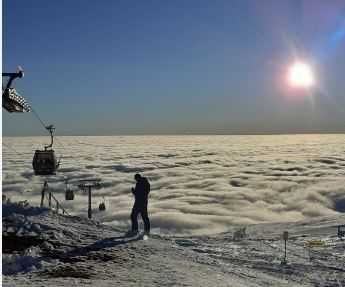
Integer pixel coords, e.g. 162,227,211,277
3,135,345,234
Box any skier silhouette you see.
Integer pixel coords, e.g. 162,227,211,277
129,173,150,235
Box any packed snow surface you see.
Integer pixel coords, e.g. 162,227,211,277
2,201,345,287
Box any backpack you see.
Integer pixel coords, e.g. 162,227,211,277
143,177,150,194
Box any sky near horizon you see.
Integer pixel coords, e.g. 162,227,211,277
3,0,345,136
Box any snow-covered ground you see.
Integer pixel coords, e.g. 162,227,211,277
2,201,345,287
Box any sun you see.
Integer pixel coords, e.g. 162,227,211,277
287,61,315,88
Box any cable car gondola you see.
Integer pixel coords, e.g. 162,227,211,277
99,197,106,211
32,125,60,175
65,180,74,200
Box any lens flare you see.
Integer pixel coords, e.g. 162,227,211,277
288,61,315,88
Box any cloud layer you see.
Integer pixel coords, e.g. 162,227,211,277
3,135,345,234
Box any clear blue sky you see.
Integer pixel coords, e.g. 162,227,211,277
3,0,345,136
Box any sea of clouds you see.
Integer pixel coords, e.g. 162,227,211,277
2,135,345,235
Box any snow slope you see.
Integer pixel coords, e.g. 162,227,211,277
2,201,345,287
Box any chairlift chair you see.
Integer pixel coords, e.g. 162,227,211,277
32,125,59,175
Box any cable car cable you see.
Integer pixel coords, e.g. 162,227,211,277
14,91,62,175
17,90,68,159
15,90,51,132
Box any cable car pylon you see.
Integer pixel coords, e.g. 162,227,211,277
2,67,31,113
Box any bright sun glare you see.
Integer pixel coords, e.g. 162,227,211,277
287,61,315,88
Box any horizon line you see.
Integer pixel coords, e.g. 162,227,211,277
2,131,345,138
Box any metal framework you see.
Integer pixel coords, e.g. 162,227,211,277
2,69,31,113
78,179,102,219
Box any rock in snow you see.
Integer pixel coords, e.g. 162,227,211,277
2,201,345,287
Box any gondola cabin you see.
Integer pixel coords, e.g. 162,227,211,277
65,188,74,201
32,125,60,176
32,150,58,175
99,202,106,211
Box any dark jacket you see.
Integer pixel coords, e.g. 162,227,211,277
132,177,150,206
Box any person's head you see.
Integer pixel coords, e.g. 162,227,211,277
134,173,141,182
